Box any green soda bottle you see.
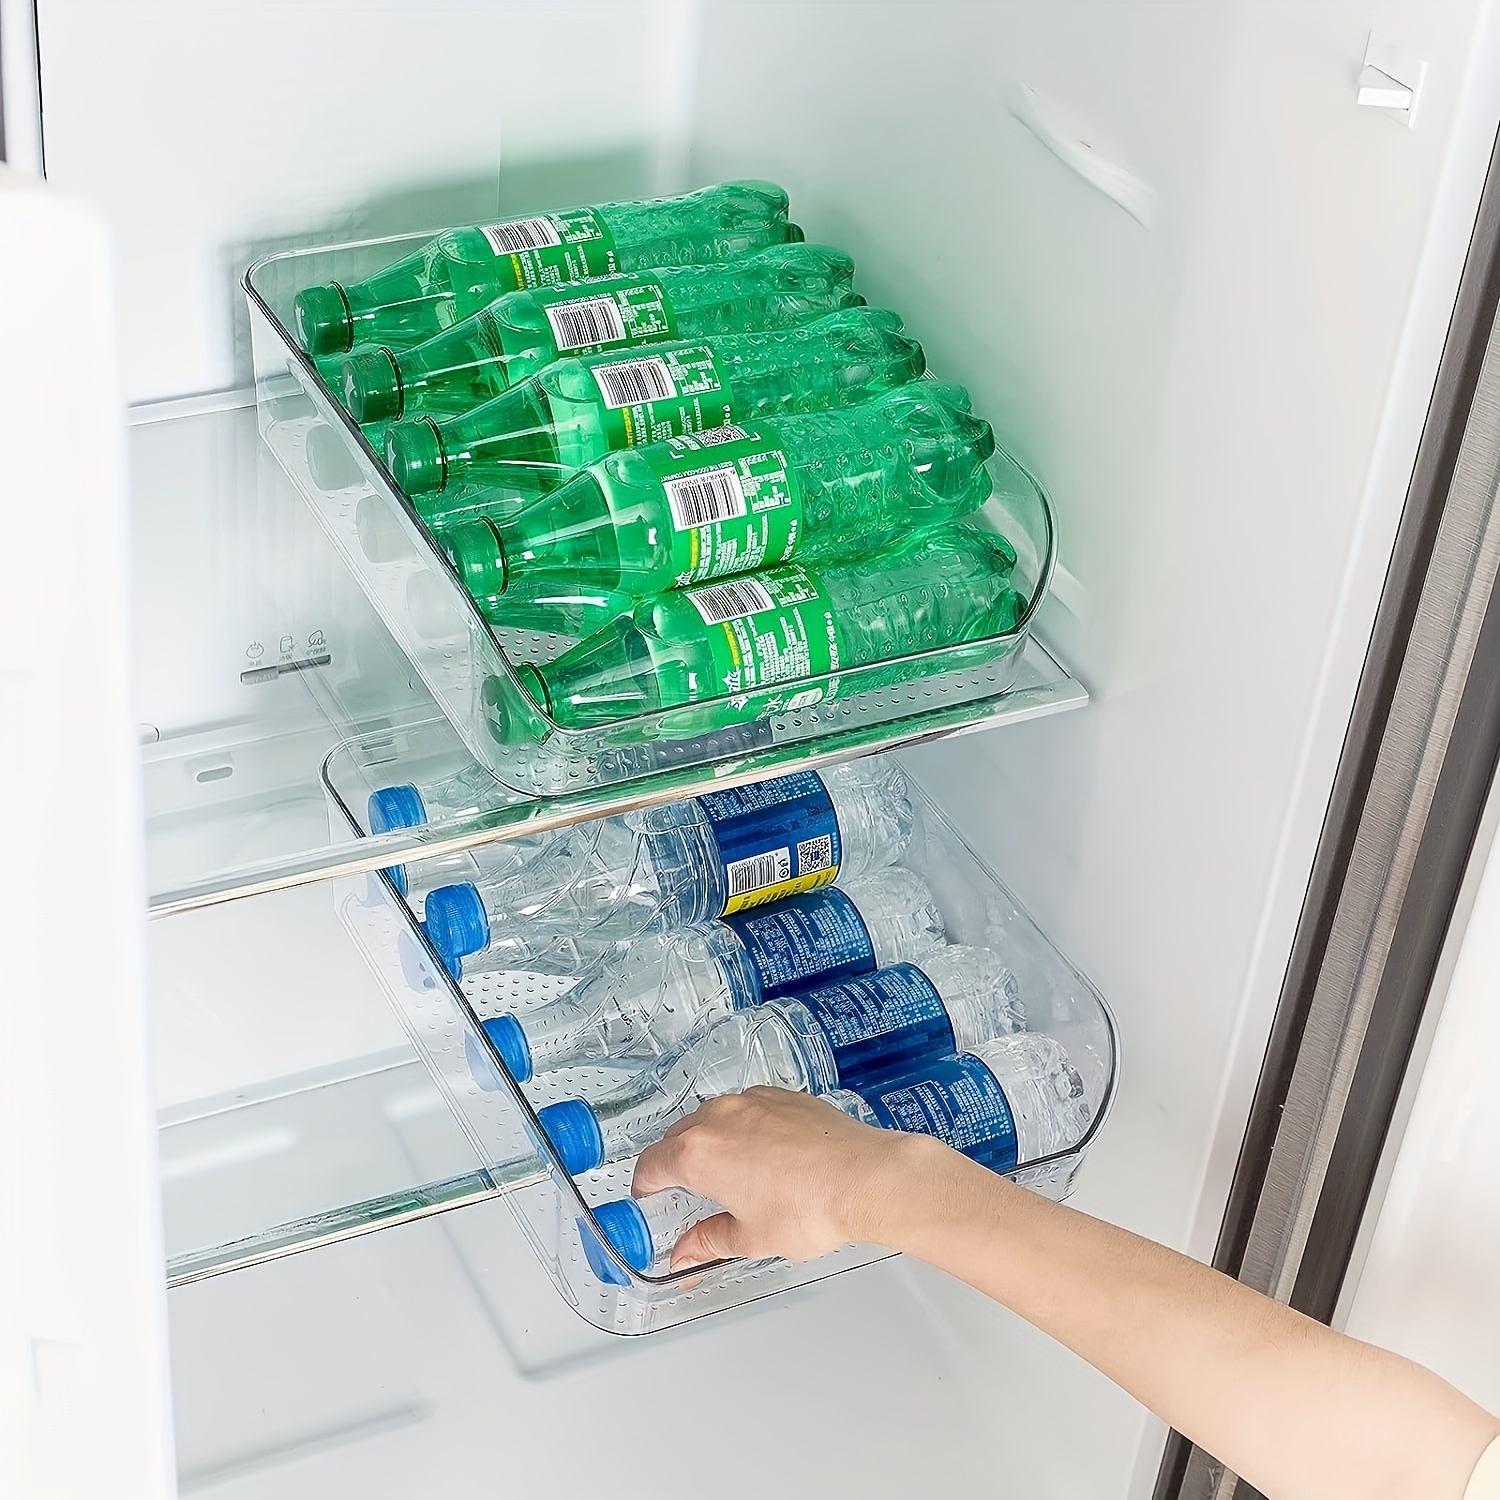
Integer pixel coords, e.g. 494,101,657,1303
383,307,926,512
293,181,794,357
340,243,860,424
493,521,1025,738
441,382,995,606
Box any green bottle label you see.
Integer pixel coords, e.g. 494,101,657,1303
684,565,838,700
530,276,677,355
588,345,736,450
643,425,803,584
479,207,618,287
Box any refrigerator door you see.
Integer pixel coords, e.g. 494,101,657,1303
1338,768,1500,1422
0,178,175,1499
1337,769,1500,1425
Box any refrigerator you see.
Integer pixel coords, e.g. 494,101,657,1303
4,3,1500,1496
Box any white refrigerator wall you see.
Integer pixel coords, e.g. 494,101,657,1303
685,1,1500,1258
34,0,704,402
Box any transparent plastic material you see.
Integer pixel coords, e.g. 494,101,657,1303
321,744,1118,1332
246,233,1058,801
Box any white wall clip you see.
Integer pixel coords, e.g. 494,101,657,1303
1357,32,1427,128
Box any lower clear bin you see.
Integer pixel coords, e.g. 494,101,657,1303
317,740,1119,1335
245,235,1059,802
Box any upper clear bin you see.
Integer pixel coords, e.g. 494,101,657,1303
244,233,1067,804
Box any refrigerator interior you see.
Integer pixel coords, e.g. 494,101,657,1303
25,1,1500,1493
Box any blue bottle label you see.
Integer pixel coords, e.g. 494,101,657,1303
697,771,843,915
795,962,955,1093
723,887,877,1001
863,1055,1019,1173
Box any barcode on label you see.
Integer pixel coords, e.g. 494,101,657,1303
688,577,776,625
665,466,747,530
726,848,792,899
796,834,834,873
480,216,562,254
592,356,677,408
544,294,627,351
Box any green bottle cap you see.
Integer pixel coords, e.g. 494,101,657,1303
783,222,806,243
294,283,353,356
442,519,508,606
344,347,404,423
385,418,446,495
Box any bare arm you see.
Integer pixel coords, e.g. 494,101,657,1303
632,1088,1499,1500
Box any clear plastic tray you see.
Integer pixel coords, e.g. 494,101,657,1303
321,740,1118,1335
245,234,1059,802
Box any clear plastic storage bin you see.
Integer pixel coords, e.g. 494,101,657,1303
317,738,1118,1335
245,235,1059,803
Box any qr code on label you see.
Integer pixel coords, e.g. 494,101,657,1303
796,834,834,873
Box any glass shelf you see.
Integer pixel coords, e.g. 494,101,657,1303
156,756,1118,1337
133,390,1083,916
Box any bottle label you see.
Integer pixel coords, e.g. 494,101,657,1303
587,344,736,450
723,887,877,1000
681,565,838,700
862,1055,1019,1173
531,275,677,355
479,207,618,287
795,963,956,1093
642,425,804,585
697,771,842,915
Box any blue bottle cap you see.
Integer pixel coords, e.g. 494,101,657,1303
368,784,427,834
481,1015,533,1083
537,1099,605,1175
579,1199,653,1285
423,883,490,968
385,864,409,898
418,919,463,982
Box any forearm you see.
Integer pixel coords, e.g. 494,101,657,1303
870,1140,1496,1500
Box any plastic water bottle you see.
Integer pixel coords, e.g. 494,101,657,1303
534,945,1026,1173
474,867,947,1082
439,383,995,610
419,758,914,976
292,180,796,356
464,1030,1095,1235
340,243,860,423
577,1187,724,1284
495,521,1024,739
367,760,518,835
578,1034,1090,1279
830,1032,1094,1173
381,307,926,511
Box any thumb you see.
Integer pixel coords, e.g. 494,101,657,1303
669,1212,747,1270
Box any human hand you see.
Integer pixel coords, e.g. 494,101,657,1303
629,1086,937,1270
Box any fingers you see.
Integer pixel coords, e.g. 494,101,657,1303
630,1126,696,1199
629,1093,748,1198
669,1211,747,1270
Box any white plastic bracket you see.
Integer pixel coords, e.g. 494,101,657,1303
1357,32,1427,128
